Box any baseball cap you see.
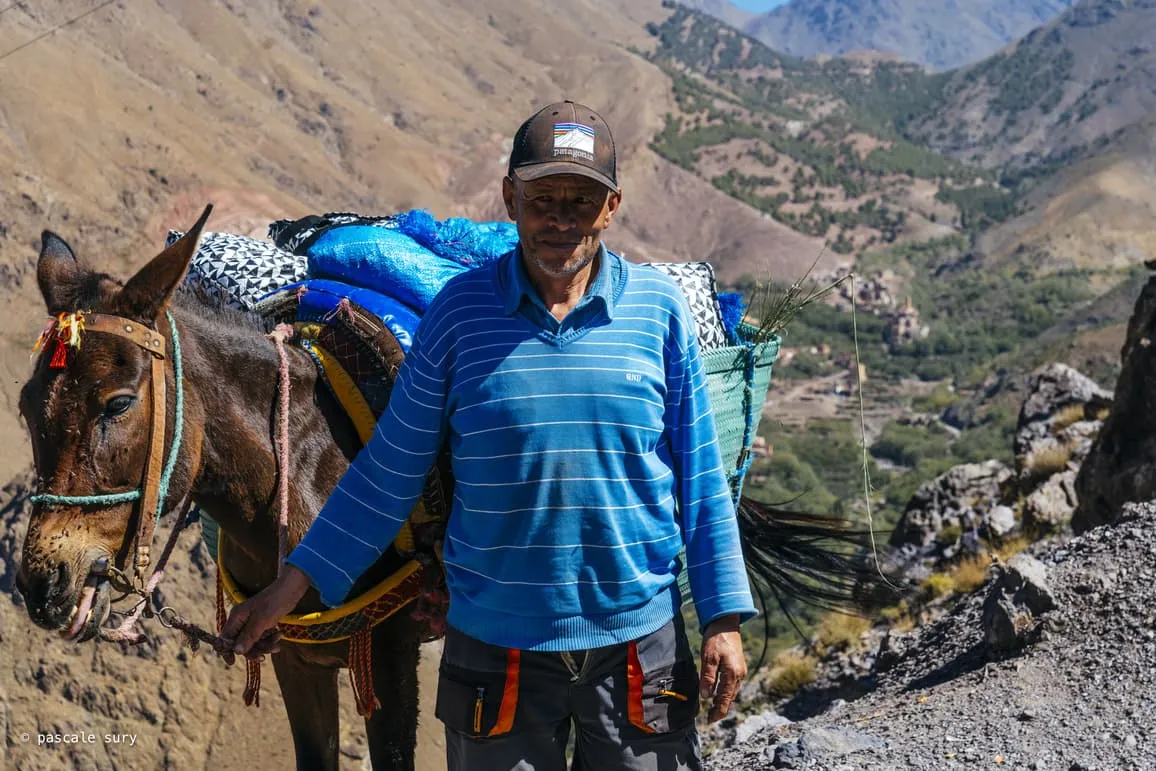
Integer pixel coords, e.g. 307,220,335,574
507,100,618,191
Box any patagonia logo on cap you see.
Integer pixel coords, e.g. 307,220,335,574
553,122,595,160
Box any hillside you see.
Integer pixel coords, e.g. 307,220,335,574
735,0,1075,71
642,5,1045,270
906,0,1156,168
0,0,827,485
979,113,1156,273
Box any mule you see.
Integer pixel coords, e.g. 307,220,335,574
17,211,423,770
15,209,870,770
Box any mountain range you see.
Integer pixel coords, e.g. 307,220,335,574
682,0,1077,70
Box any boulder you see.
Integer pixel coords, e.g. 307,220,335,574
889,460,1012,551
1076,276,1156,532
1023,470,1078,532
985,505,1017,538
1014,363,1111,476
982,554,1056,653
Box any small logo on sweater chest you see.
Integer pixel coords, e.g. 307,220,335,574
625,372,642,383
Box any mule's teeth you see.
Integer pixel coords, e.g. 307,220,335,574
66,606,78,625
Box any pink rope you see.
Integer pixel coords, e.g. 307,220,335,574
102,495,193,643
323,297,354,324
267,323,296,574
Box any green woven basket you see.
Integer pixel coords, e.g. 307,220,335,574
678,323,780,608
702,323,781,501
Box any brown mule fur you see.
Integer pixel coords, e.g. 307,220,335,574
16,209,423,770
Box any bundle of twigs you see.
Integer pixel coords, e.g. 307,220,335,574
743,246,851,343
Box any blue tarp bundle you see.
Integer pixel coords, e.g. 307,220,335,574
289,209,744,350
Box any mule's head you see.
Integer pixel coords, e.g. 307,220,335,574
16,206,210,641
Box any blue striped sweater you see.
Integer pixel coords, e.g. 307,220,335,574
286,246,756,651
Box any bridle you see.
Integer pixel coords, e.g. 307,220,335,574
29,309,187,592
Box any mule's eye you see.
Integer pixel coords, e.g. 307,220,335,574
103,395,134,418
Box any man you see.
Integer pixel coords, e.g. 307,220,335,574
223,100,755,770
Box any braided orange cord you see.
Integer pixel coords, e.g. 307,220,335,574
244,658,262,707
348,629,380,717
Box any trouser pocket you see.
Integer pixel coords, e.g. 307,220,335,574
626,617,700,735
436,635,521,738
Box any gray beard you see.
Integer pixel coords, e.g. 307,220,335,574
531,248,597,279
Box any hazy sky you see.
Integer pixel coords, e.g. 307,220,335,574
732,0,791,10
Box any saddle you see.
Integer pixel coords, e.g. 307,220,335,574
257,281,455,642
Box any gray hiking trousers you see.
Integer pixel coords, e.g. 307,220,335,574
436,615,703,771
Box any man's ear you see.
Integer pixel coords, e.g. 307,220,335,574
117,204,212,321
502,176,518,221
604,186,622,226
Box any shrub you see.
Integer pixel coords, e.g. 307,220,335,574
815,612,872,653
1027,444,1073,477
765,651,818,698
921,572,955,600
993,535,1032,561
950,554,991,593
1051,403,1087,432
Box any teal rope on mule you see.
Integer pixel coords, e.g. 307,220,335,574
30,490,142,507
30,311,184,527
155,311,184,522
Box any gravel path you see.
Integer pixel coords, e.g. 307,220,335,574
706,503,1156,770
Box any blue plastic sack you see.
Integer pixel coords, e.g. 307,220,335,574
307,226,469,313
273,279,422,352
392,210,518,267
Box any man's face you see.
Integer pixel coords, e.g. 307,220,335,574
503,174,621,279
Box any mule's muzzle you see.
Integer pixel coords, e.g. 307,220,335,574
17,558,115,639
17,561,76,630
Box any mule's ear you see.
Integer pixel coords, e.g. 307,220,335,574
38,231,83,315
118,204,212,321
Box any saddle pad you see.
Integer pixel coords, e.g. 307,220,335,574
168,230,306,311
642,262,729,351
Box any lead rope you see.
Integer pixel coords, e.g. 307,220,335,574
268,323,295,576
266,321,380,716
238,323,297,707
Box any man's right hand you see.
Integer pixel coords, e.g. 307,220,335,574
221,564,312,655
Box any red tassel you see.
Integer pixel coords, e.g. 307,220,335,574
49,339,68,369
215,566,226,635
243,657,261,707
349,628,380,717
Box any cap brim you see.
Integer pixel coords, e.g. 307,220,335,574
512,162,618,192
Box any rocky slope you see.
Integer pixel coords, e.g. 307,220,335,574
706,504,1156,769
704,361,1156,770
740,0,1075,71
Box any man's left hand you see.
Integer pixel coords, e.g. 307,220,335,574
699,614,747,723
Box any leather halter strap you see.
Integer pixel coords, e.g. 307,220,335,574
84,313,169,581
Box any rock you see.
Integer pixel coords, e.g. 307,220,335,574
735,710,792,744
1075,278,1156,532
797,726,886,756
773,740,807,768
1015,364,1112,483
890,461,1012,551
983,591,1024,653
983,555,1056,652
1023,470,1078,532
1004,554,1057,615
1060,420,1103,467
986,505,1018,538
